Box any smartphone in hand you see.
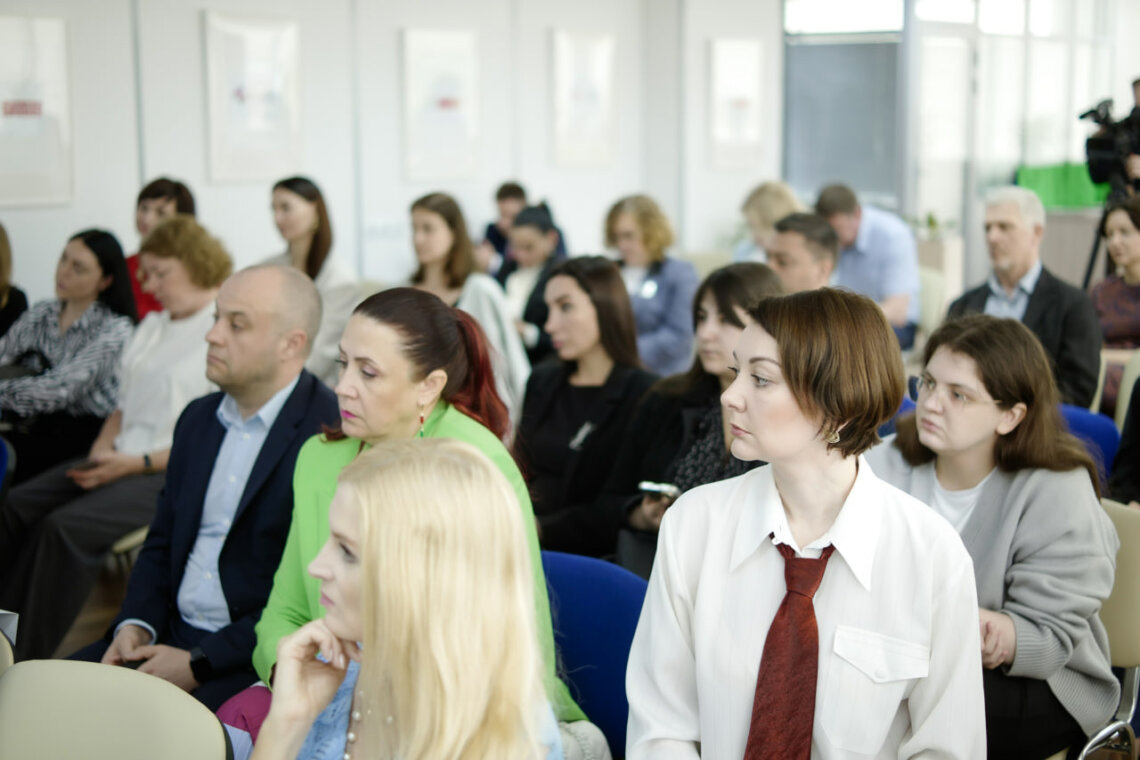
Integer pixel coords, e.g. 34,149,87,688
638,481,681,501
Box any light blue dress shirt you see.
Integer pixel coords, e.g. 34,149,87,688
832,205,921,324
983,259,1043,321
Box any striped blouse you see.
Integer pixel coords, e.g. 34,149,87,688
0,300,134,418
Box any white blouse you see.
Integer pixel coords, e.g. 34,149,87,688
626,459,986,759
114,306,217,455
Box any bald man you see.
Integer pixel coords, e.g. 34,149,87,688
57,267,338,708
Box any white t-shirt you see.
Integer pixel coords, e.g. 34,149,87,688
114,306,217,455
930,469,994,533
622,265,648,295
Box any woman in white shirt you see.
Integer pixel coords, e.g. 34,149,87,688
409,192,530,417
263,177,359,387
626,287,985,759
867,314,1118,759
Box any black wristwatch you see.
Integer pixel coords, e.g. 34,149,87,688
188,646,213,683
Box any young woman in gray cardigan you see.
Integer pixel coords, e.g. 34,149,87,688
866,314,1119,759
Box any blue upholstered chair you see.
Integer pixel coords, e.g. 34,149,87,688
1060,404,1121,487
542,551,648,757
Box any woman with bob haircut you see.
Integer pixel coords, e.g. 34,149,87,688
867,314,1118,759
249,287,587,732
263,176,358,386
604,194,698,376
734,180,806,263
410,191,530,416
0,228,137,483
504,203,565,366
626,288,985,759
246,438,563,760
129,177,196,319
514,256,656,557
598,262,783,577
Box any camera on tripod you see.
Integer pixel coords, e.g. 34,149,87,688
1080,98,1140,202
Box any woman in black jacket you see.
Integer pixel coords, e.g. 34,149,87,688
597,262,783,576
514,256,656,556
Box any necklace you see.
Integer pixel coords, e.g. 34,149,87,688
343,690,394,760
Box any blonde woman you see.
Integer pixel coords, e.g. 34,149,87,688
735,180,806,262
248,438,563,760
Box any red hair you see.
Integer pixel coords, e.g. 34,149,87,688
451,311,509,439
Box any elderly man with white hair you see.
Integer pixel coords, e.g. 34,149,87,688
948,186,1101,407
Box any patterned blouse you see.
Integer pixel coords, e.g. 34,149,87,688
1091,275,1140,416
0,300,133,418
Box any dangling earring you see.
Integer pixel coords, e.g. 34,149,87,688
826,430,841,444
417,405,426,438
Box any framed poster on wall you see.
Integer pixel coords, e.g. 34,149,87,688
709,38,764,170
402,29,480,182
0,15,71,207
204,11,301,182
551,30,615,168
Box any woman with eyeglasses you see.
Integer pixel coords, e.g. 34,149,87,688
867,314,1119,759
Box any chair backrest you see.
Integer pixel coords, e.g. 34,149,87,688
1060,404,1121,486
542,551,648,756
0,660,231,759
1117,351,1140,430
0,631,11,677
1090,351,1108,413
917,266,945,338
1099,499,1140,668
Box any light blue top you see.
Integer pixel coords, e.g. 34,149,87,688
983,259,1043,321
298,661,566,760
117,376,299,641
833,204,920,324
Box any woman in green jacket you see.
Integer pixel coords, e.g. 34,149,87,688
250,287,584,726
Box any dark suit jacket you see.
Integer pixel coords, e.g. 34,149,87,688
109,370,339,676
948,267,1102,407
519,255,564,366
516,362,657,556
1111,381,1140,504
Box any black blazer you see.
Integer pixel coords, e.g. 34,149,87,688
519,256,563,366
948,267,1102,407
1111,381,1140,504
516,362,657,556
109,370,339,676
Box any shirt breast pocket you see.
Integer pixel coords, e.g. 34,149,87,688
819,624,930,755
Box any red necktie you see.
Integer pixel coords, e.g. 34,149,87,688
743,540,836,760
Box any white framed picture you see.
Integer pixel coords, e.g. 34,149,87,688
204,11,301,183
551,30,616,168
401,29,480,182
709,38,764,170
0,15,71,207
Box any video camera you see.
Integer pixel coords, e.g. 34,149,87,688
1080,98,1140,201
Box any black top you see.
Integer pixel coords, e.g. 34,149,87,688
515,362,657,556
948,267,1101,407
0,287,28,339
1111,380,1140,504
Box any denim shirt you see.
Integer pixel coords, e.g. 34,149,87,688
298,661,566,760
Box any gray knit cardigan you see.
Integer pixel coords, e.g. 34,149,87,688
867,441,1120,735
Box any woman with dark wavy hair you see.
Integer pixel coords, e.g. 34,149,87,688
868,314,1118,758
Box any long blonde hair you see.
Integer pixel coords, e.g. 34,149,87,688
337,438,549,759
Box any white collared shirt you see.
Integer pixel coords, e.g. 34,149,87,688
984,259,1043,321
626,459,985,759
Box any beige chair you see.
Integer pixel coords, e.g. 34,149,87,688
110,526,149,575
0,659,231,759
1075,498,1140,759
1117,351,1140,431
1091,352,1108,414
0,632,12,677
917,266,946,341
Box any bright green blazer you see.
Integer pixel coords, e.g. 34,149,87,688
251,401,585,722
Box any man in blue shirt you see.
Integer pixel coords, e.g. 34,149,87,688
816,184,921,349
67,265,339,709
948,186,1101,407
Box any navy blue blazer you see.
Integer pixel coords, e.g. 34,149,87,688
110,370,339,675
625,257,699,377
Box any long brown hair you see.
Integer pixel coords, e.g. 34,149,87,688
894,314,1100,494
410,192,475,289
325,287,509,441
0,222,11,308
547,255,641,369
657,262,784,397
273,176,333,280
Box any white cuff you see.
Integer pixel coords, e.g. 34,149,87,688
115,618,157,645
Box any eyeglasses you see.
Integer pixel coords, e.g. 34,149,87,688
908,374,1001,410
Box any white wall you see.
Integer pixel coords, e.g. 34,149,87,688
3,0,767,302
1,0,140,301
679,0,785,253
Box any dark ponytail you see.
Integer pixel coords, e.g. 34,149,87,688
326,287,509,441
